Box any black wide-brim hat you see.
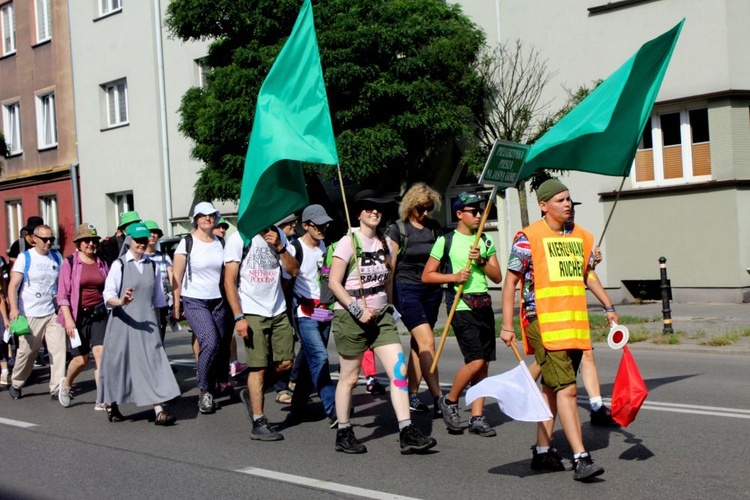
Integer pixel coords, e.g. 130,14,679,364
352,189,392,211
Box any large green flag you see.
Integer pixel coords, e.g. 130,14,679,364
237,0,338,242
517,19,684,183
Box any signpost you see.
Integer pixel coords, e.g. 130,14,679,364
479,139,530,188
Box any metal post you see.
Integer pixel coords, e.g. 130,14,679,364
659,256,674,334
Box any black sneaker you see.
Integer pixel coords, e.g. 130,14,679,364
531,446,572,472
365,378,386,395
198,392,216,414
438,395,463,432
251,416,284,441
590,405,619,427
409,393,429,413
399,424,437,455
468,416,496,437
9,385,21,400
335,426,367,454
573,452,604,481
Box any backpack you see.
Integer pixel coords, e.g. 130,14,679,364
19,249,62,292
318,233,363,308
182,233,226,291
389,219,440,257
440,231,490,310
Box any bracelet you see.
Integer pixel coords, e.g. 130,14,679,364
234,314,245,322
277,246,287,254
603,305,616,313
501,327,515,334
347,301,364,319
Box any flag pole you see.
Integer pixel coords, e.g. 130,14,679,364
597,175,627,248
431,185,499,374
336,164,367,308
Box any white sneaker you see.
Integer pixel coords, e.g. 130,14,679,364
0,372,9,386
58,378,72,408
94,403,107,411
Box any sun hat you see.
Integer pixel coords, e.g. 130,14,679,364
118,211,141,229
452,192,482,212
192,202,220,220
352,189,392,212
125,222,151,240
301,205,333,225
22,216,44,233
73,223,101,242
143,220,163,236
275,213,298,226
216,217,230,229
536,179,569,202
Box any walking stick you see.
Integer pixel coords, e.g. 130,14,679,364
430,185,499,374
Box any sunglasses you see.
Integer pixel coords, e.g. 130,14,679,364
133,237,150,245
308,222,329,231
35,236,55,244
362,208,381,214
79,238,99,245
461,208,482,217
416,205,434,214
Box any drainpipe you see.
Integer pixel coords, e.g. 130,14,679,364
67,1,81,228
153,0,174,236
70,162,81,227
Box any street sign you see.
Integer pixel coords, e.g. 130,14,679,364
478,139,530,187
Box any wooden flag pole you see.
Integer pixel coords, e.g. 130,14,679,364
596,176,627,248
430,185,499,374
336,164,367,307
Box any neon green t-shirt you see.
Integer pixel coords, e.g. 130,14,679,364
429,230,496,311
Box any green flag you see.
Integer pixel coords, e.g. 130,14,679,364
517,19,684,183
237,0,338,242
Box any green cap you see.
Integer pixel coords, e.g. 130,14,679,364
536,179,569,202
118,210,142,229
216,217,229,229
125,222,151,239
143,220,163,236
10,315,31,336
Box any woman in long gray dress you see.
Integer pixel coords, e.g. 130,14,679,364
98,222,181,426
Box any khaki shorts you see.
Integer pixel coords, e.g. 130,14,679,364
525,320,582,392
241,312,295,368
333,306,400,357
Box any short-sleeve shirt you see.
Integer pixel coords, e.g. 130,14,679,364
289,239,325,318
507,221,595,328
429,230,496,312
333,232,390,312
12,250,62,317
175,236,224,299
386,219,441,285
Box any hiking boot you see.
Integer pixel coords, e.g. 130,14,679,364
58,379,72,408
590,405,619,427
239,388,253,422
399,424,437,455
251,416,284,441
468,416,496,437
438,395,463,432
573,452,604,481
9,385,21,400
531,446,572,472
409,393,429,413
198,392,216,414
335,426,367,454
365,378,386,395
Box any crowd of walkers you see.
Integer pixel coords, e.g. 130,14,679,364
1,181,619,480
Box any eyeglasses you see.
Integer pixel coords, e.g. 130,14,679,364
133,237,150,245
461,208,482,217
79,238,98,245
35,236,55,244
308,222,329,231
416,205,434,214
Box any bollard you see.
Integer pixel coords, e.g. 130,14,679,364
659,256,674,334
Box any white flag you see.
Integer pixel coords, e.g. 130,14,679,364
465,361,552,422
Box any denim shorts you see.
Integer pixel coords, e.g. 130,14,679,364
394,283,442,331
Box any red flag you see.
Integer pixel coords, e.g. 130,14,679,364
610,346,648,427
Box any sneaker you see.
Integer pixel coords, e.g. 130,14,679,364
0,372,9,386
468,416,496,437
58,379,72,408
335,426,367,454
409,393,429,413
106,403,125,423
198,392,216,414
399,424,437,455
251,416,284,441
438,395,463,432
9,385,21,400
590,405,619,427
531,446,572,472
365,377,386,395
573,452,605,481
239,388,253,422
230,360,249,378
94,403,107,411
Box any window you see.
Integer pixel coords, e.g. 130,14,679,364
5,200,22,249
38,195,58,241
103,79,128,127
99,0,122,16
196,58,209,88
35,0,51,43
113,191,134,228
2,101,22,154
634,107,711,186
36,92,57,148
1,2,15,56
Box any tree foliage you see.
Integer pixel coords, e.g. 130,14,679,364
166,0,488,201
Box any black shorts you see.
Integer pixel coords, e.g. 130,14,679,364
453,307,496,363
72,305,108,357
394,283,443,331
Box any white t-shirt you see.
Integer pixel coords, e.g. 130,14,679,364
175,235,224,299
333,232,390,312
289,238,325,318
13,250,62,317
224,231,288,317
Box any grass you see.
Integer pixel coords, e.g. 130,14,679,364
651,333,682,345
699,333,741,346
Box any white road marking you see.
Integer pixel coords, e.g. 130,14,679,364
589,397,750,419
235,466,419,500
0,417,38,428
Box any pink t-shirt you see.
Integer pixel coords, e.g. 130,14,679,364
333,232,391,312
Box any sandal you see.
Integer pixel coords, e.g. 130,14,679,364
155,411,176,426
106,403,125,423
275,390,293,404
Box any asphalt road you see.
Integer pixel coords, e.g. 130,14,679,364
1,331,749,500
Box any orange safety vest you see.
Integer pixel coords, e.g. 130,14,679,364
521,219,594,353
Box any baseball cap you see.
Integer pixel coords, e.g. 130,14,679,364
73,223,101,242
216,217,230,229
125,222,151,240
452,192,482,212
192,202,220,220
275,213,298,226
301,204,333,225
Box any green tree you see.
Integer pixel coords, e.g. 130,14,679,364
166,0,488,201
